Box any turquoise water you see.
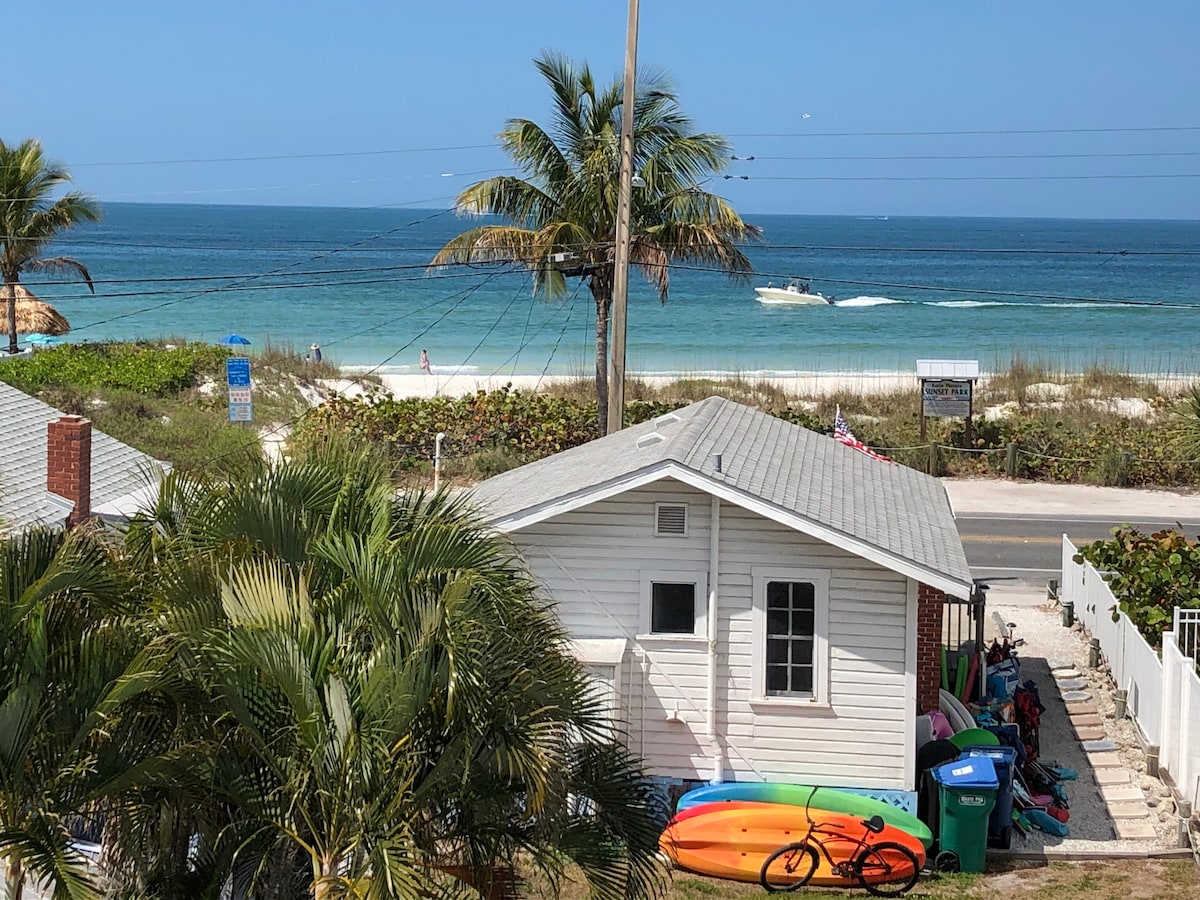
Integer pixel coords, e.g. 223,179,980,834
28,203,1200,376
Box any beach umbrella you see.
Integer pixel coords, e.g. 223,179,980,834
1,284,71,335
219,334,251,346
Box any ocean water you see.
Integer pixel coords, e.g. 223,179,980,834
27,203,1200,376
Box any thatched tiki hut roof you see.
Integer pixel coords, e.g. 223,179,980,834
1,284,71,335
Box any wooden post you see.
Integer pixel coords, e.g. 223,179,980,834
918,378,927,442
1006,441,1019,478
928,441,941,477
965,380,974,446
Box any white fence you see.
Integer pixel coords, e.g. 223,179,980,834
1061,537,1200,812
1162,608,1200,813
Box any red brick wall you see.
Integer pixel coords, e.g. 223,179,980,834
46,415,93,528
916,583,945,713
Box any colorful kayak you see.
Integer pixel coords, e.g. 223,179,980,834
660,802,926,886
676,782,933,848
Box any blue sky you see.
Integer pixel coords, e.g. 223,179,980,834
10,1,1198,218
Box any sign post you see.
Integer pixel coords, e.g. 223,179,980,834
226,357,253,424
916,359,979,444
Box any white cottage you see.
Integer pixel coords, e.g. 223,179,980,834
469,396,973,794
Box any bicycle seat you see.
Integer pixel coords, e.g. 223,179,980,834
861,815,885,834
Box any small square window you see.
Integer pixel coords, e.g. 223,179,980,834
651,582,696,634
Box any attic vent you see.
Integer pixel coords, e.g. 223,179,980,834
655,503,688,536
654,412,681,428
636,432,665,449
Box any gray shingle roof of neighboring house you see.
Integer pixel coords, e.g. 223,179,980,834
469,395,973,597
0,380,169,532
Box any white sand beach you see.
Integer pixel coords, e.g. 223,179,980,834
375,371,919,399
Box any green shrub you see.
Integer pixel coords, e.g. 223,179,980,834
1075,527,1200,645
0,342,228,395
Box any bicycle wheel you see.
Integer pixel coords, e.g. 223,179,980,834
852,841,920,897
759,841,819,892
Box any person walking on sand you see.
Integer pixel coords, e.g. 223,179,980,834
310,342,322,363
419,348,432,374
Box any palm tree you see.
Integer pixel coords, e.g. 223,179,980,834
430,52,760,434
0,528,172,900
122,448,668,898
1,138,101,355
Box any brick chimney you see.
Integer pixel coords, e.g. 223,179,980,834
47,415,93,528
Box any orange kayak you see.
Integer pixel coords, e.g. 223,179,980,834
660,802,926,887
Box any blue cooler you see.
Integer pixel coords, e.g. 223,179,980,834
931,756,998,873
963,745,1018,849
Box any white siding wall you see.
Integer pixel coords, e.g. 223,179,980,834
514,479,915,790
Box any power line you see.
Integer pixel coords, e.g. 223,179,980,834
1,143,498,169
732,151,1200,162
727,125,1200,137
723,173,1200,182
198,270,508,472
68,207,458,333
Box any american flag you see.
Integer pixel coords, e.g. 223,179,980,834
834,407,893,463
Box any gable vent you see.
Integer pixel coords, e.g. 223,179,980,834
655,503,688,535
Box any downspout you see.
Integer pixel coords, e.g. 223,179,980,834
707,492,724,783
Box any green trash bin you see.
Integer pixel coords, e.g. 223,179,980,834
930,756,998,873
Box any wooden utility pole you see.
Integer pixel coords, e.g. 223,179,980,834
606,0,639,434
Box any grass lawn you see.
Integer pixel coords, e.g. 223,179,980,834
522,858,1198,898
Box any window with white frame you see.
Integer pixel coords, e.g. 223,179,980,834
640,570,707,638
751,568,830,703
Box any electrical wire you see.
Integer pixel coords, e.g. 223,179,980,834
727,125,1200,137
534,280,588,392
723,172,1200,182
732,151,1200,161
198,269,507,471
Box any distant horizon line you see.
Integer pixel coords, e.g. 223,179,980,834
87,200,1200,224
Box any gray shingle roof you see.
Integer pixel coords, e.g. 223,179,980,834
470,396,972,594
0,380,169,532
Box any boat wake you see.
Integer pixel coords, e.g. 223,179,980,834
833,295,903,307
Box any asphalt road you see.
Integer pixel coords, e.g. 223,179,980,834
956,513,1200,586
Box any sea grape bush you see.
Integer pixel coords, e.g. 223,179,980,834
294,385,686,467
1074,527,1200,645
0,342,228,395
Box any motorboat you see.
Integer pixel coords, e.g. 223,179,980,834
754,280,835,306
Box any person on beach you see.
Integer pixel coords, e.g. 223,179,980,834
420,348,432,374
310,342,322,363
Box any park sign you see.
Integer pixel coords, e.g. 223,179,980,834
915,359,979,442
226,356,253,423
922,379,972,417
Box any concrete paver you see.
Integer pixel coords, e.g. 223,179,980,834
1086,751,1124,768
1108,801,1151,819
1114,819,1159,840
1081,739,1119,752
1093,768,1131,785
1073,727,1107,741
1069,714,1103,728
1101,784,1146,803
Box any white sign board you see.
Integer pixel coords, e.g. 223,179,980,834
922,379,972,417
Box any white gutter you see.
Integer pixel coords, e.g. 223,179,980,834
706,493,725,783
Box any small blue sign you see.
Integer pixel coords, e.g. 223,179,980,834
226,357,251,387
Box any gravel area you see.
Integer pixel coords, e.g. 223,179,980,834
987,595,1180,854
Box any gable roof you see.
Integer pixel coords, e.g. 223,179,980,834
0,380,169,532
469,396,973,598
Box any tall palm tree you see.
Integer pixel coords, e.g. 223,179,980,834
1,138,101,354
122,448,668,898
430,52,760,434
